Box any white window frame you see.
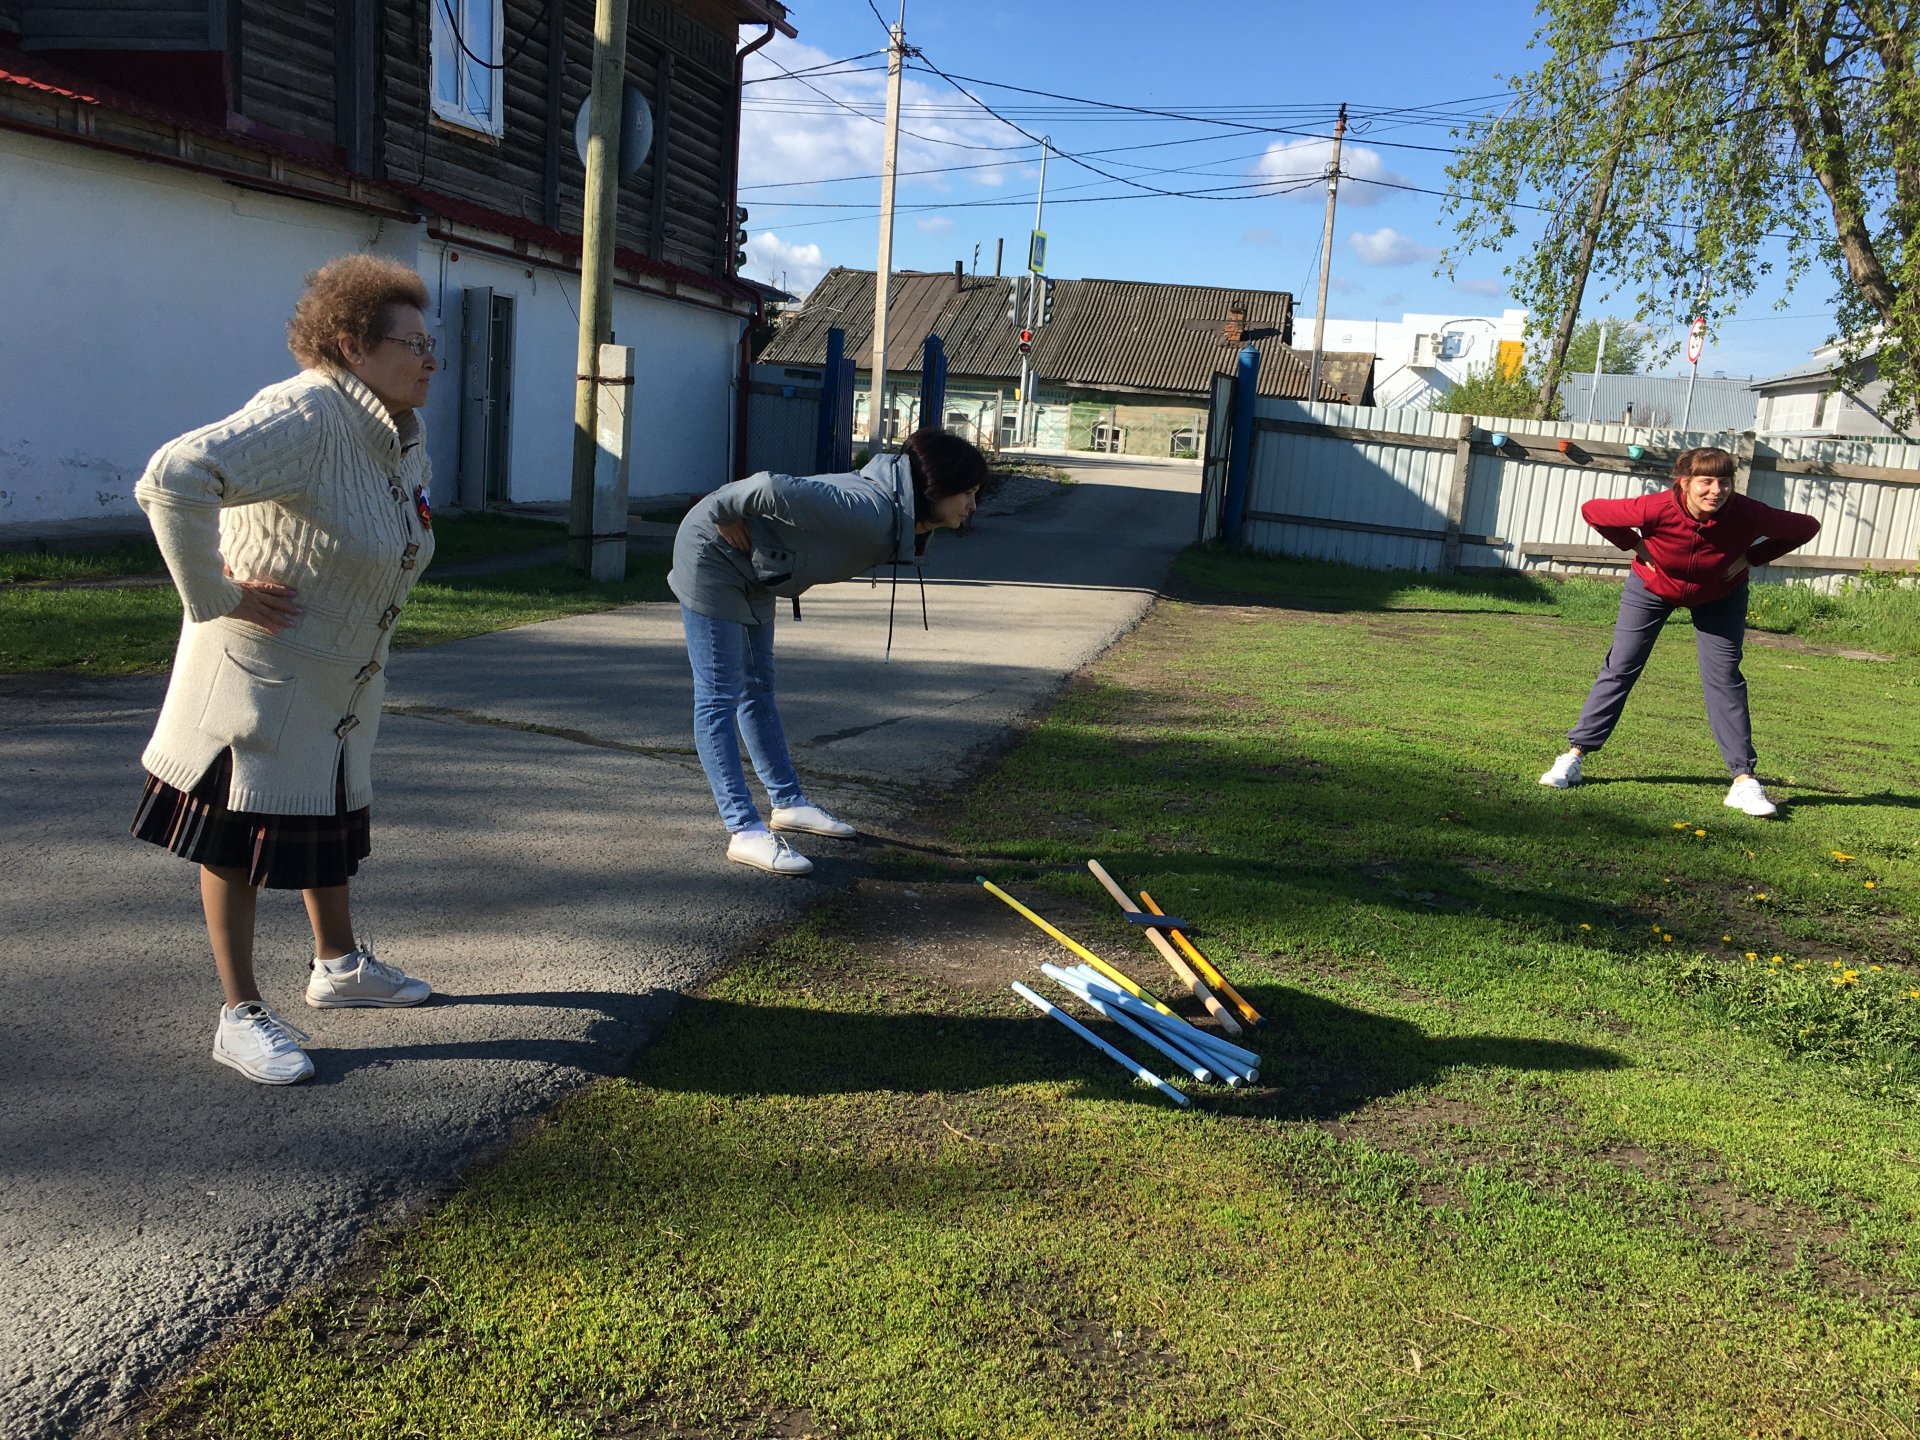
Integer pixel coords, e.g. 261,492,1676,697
1091,420,1125,454
431,0,505,138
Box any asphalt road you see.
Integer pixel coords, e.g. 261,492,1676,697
0,459,1198,1440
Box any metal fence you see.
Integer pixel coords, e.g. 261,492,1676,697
1219,399,1920,586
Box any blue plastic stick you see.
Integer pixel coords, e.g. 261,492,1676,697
1039,964,1226,1086
1072,967,1262,1078
1010,982,1191,1108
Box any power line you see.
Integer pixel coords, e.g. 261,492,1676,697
434,0,547,73
741,51,887,86
751,50,1027,153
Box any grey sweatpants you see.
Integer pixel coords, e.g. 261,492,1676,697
1567,571,1757,777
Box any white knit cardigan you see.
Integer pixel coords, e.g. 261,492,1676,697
137,369,436,815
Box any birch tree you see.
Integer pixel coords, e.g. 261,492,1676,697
1444,1,1920,423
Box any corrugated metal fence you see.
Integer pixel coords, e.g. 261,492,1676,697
1227,400,1920,586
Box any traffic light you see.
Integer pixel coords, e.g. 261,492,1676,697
733,205,748,271
1018,327,1033,356
1041,279,1055,325
1005,275,1024,324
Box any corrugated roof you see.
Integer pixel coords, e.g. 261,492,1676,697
759,268,1372,402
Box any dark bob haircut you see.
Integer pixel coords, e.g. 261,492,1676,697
1673,446,1736,485
901,428,991,514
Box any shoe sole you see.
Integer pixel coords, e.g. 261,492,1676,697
1724,802,1779,818
1539,778,1574,788
305,991,432,1009
212,1046,312,1085
768,821,856,837
727,850,813,876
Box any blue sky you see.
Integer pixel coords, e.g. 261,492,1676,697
736,2,1837,382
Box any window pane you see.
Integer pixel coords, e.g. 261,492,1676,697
431,0,458,104
464,0,496,118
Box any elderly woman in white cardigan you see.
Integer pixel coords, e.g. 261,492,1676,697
132,255,442,1085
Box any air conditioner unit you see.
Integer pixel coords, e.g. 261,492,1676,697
1411,332,1442,367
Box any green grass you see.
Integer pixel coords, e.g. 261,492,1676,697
0,537,166,584
137,547,1920,1439
0,540,671,674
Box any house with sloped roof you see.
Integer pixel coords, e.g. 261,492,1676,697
0,0,792,530
1752,340,1910,439
756,267,1374,458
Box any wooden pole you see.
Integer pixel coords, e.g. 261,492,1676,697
866,13,904,450
568,0,632,572
1085,862,1242,1036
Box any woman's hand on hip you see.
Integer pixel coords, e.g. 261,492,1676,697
715,520,752,553
1723,555,1751,581
1633,542,1658,572
224,574,301,634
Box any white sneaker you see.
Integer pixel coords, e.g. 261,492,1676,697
1724,776,1779,817
1539,750,1583,788
727,828,814,875
769,803,856,838
213,1002,314,1085
305,947,432,1009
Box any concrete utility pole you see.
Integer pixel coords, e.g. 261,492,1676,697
568,0,632,572
867,5,905,450
1586,321,1608,421
1018,136,1049,447
1306,103,1347,405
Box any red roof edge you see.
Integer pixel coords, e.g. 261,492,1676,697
368,184,761,308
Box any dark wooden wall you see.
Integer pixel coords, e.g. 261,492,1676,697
15,1,226,48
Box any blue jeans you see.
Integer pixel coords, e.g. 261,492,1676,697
680,605,806,832
1567,572,1757,777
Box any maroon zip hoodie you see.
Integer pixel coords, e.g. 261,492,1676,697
1580,489,1821,606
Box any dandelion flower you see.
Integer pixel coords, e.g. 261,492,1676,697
1793,962,1806,970
1746,952,1758,961
1579,923,1592,931
1722,934,1732,942
1865,881,1877,889
1663,933,1673,942
1871,965,1883,972
1833,851,1853,862
1756,892,1769,901
1694,829,1706,837
1673,822,1689,830
1909,989,1920,1000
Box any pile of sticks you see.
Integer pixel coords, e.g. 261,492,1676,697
981,862,1266,1108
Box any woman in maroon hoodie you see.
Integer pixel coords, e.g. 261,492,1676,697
1538,446,1820,816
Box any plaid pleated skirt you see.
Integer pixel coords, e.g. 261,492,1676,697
130,749,371,890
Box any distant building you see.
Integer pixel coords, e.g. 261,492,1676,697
756,267,1374,458
1290,309,1529,409
1561,373,1759,432
1753,341,1910,439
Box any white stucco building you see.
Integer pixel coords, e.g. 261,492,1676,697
1291,309,1530,409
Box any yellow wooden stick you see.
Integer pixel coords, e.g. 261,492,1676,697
1086,861,1244,1037
1140,890,1266,1030
976,877,1177,1019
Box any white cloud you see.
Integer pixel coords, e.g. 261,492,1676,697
915,215,956,235
1348,227,1439,267
1454,277,1508,298
743,231,830,295
1251,137,1407,207
737,37,1022,200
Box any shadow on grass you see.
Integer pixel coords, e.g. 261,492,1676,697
1169,547,1569,615
629,991,1624,1122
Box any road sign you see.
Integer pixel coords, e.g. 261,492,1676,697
1028,230,1047,275
1686,315,1706,366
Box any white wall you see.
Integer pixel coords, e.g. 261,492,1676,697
0,131,749,526
425,244,744,504
0,129,414,526
1292,308,1529,408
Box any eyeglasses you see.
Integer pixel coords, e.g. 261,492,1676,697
381,334,438,357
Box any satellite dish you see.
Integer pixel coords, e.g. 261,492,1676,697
573,82,654,180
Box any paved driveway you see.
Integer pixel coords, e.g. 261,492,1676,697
0,459,1196,1439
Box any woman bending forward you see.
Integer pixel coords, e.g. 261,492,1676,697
1539,446,1819,816
668,429,989,875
